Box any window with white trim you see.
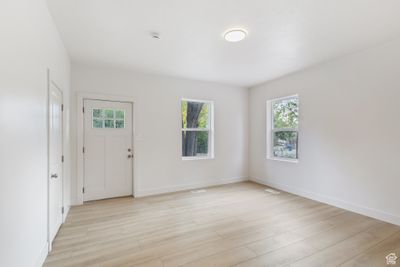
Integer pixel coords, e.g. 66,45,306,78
181,99,213,159
267,96,299,161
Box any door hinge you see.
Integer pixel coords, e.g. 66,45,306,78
82,187,85,194
61,206,64,214
61,155,64,163
82,107,85,113
61,104,64,112
82,147,85,153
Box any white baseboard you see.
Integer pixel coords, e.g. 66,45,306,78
63,205,70,223
250,177,400,226
70,178,249,204
35,242,48,267
135,177,248,197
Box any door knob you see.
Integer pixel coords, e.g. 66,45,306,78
51,174,58,179
127,154,133,158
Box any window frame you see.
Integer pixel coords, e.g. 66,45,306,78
181,98,214,160
266,95,299,163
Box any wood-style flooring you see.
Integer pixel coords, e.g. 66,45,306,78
44,182,400,267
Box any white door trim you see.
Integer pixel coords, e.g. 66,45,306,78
47,69,64,251
76,92,136,205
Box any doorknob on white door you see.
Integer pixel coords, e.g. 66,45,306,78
51,174,58,179
127,154,133,158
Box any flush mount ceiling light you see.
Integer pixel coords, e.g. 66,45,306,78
224,29,247,42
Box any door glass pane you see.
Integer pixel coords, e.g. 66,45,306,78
115,110,125,119
182,131,209,157
105,109,114,119
104,119,114,128
115,120,124,128
93,119,103,128
273,131,298,159
93,109,103,118
181,101,209,129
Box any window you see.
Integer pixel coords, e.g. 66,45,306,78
181,99,213,159
92,108,125,129
267,96,299,161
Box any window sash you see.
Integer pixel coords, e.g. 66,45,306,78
181,99,214,159
182,129,211,158
271,128,297,132
181,99,211,130
272,130,299,159
271,96,299,131
267,95,299,162
181,128,210,131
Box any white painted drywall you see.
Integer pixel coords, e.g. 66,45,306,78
47,0,400,87
0,0,71,266
249,38,400,225
70,63,249,203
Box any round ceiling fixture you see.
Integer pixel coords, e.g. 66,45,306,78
224,29,247,42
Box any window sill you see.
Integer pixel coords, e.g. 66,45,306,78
267,157,299,163
182,156,214,161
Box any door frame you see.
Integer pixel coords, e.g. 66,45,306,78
76,92,136,205
47,69,64,251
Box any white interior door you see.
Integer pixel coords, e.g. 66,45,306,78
48,82,63,247
83,99,133,201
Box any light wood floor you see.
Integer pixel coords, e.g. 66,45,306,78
45,182,400,267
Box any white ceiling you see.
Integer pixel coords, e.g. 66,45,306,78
47,0,400,87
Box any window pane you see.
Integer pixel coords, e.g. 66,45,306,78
273,131,298,159
105,109,114,119
93,109,103,118
182,101,209,129
273,98,299,129
115,120,124,128
115,110,125,119
181,100,187,128
182,131,209,157
93,119,103,128
104,119,114,128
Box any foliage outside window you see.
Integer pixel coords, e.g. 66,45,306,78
181,99,213,159
92,108,125,129
270,96,299,160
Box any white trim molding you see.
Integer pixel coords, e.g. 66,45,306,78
250,177,400,226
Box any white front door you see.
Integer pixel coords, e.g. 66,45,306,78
83,99,133,201
48,82,63,247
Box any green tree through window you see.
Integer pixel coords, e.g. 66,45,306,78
271,97,299,159
181,100,211,158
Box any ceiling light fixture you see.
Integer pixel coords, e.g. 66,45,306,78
224,29,247,42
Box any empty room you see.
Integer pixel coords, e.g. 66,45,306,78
1,0,400,266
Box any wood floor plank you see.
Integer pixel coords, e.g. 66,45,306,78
291,222,400,267
161,205,344,267
44,182,400,267
182,247,256,267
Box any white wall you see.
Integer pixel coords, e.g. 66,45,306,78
0,0,71,266
249,38,400,225
71,64,248,203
